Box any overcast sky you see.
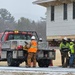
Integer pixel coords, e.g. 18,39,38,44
0,0,46,21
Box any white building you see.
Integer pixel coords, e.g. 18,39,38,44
33,0,75,43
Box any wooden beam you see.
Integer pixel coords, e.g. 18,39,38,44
47,35,75,41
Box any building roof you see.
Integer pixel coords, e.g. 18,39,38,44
33,0,55,3
33,0,75,7
33,0,55,7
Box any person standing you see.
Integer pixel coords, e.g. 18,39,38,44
27,36,37,67
69,40,75,67
67,38,71,66
60,37,69,67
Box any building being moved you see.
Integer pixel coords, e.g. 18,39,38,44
33,0,75,46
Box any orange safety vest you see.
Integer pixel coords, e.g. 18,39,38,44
28,40,37,53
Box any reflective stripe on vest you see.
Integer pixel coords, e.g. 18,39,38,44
31,45,37,48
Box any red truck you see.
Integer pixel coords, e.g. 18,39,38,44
0,30,55,67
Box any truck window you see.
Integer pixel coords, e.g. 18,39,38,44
26,35,31,40
7,34,31,40
1,34,6,41
14,34,22,39
8,34,14,40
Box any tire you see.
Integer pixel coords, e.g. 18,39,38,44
38,59,50,67
7,52,20,67
14,62,19,67
44,59,50,67
38,60,43,67
7,52,13,66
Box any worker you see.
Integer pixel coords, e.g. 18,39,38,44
27,36,37,67
67,38,71,66
69,40,75,67
59,37,69,67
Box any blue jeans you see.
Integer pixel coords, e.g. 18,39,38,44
69,54,75,67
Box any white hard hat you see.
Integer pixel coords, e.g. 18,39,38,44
31,36,35,40
64,37,67,41
72,39,74,42
39,38,42,41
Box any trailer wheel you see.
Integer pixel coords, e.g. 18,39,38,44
7,52,13,66
38,59,50,67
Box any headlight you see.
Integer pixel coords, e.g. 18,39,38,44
11,41,17,49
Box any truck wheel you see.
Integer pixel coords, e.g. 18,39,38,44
7,52,13,66
38,59,50,67
38,61,43,67
7,52,20,67
44,59,50,67
14,61,20,67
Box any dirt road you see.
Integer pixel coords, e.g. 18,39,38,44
0,66,74,75
53,49,61,66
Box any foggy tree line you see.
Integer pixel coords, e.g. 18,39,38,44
0,8,46,40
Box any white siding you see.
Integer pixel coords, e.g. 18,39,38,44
46,3,75,37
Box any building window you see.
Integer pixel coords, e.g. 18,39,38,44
51,6,54,21
73,2,75,19
63,3,67,20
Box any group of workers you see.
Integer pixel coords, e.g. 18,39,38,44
26,35,75,68
60,37,75,68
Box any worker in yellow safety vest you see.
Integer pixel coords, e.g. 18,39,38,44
69,40,75,67
60,37,70,67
